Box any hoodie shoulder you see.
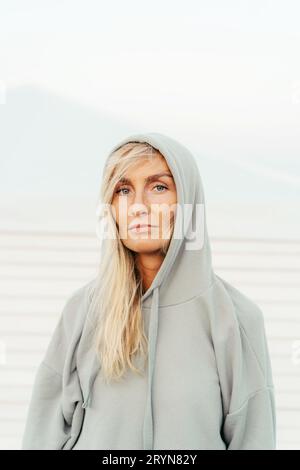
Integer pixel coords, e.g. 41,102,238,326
222,277,265,333
61,278,95,328
217,275,273,388
41,278,96,375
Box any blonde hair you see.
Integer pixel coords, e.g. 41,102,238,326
87,142,175,384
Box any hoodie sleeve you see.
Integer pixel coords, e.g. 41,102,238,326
220,301,277,450
222,385,276,449
21,285,88,450
209,279,277,450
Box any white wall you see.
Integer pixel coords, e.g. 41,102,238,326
1,225,299,449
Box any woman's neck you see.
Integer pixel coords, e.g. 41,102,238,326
136,251,165,292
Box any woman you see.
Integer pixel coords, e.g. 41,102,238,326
22,132,276,450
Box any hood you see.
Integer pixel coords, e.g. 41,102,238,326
81,131,216,450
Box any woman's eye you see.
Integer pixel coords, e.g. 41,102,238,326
115,185,168,195
116,187,130,195
154,184,168,192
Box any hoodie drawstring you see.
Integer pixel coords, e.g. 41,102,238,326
142,285,159,450
81,285,160,450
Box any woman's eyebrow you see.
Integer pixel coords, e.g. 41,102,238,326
118,172,174,184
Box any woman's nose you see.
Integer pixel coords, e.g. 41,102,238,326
129,202,148,218
133,188,148,205
129,189,149,213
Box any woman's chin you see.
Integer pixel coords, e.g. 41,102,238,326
124,238,169,254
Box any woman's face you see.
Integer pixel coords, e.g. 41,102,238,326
111,152,177,254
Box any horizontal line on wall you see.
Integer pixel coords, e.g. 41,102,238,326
0,246,99,252
0,401,29,406
0,294,67,300
246,300,300,305
0,312,61,317
0,229,96,238
211,237,300,245
0,331,52,337
214,267,300,272
221,281,300,287
0,275,89,282
0,384,34,389
213,251,300,256
1,365,39,371
0,261,97,268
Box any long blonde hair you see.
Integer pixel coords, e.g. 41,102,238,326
87,142,174,384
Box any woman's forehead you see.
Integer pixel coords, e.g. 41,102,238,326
119,156,172,183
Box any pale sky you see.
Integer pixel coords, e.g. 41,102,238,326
1,0,300,130
0,0,299,213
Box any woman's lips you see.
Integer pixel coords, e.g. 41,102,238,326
129,224,158,233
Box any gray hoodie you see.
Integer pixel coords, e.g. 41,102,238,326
22,132,276,450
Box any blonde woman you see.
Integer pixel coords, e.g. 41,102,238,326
22,132,276,450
